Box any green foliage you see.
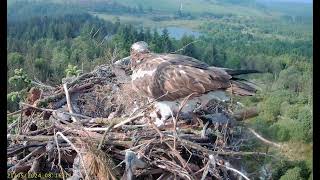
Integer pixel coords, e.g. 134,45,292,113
8,52,24,67
8,69,32,91
280,167,303,180
8,69,31,111
7,91,20,103
269,159,311,180
259,90,291,122
273,66,303,92
179,35,197,58
65,64,82,77
8,1,85,21
160,28,174,53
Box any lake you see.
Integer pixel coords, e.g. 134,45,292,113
158,27,202,40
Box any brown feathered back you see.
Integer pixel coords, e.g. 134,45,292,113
130,42,258,100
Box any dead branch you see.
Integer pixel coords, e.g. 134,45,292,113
63,83,77,122
20,102,91,119
233,107,259,121
248,127,282,148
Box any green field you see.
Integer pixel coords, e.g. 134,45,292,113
90,12,204,29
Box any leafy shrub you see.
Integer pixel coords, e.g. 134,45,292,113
8,68,32,91
280,167,303,180
259,90,291,122
291,106,312,142
8,52,24,67
65,64,82,77
269,120,291,141
284,104,301,119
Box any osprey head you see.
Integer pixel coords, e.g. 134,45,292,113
130,41,150,54
130,41,150,69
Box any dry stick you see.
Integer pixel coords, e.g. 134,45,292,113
176,93,197,121
13,147,44,167
164,142,194,176
92,27,100,38
54,131,66,180
169,40,202,54
35,81,94,107
177,137,270,157
63,83,77,122
182,145,193,169
169,110,178,150
83,127,114,131
172,93,196,150
54,132,89,180
233,107,259,121
97,123,115,150
200,161,210,180
216,162,250,180
148,118,164,142
20,102,91,119
7,118,20,133
247,127,282,148
7,134,134,147
129,91,169,117
31,80,55,90
113,112,144,129
7,109,27,116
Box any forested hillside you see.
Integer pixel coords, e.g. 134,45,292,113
7,0,312,179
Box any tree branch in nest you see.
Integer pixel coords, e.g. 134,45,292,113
63,83,77,122
233,107,259,121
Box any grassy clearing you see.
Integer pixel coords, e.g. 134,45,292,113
115,0,268,18
279,142,312,161
91,12,204,29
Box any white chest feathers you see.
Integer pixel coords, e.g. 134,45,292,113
153,91,230,126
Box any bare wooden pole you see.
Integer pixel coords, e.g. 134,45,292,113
63,83,77,122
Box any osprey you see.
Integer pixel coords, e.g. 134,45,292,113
130,41,259,126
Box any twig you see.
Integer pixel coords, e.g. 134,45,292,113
7,109,27,116
8,146,44,172
164,142,193,176
176,93,196,120
248,128,282,148
216,161,250,180
54,131,66,180
83,127,113,131
169,109,177,150
35,81,94,107
113,112,144,129
55,132,89,179
98,124,115,150
200,161,210,180
233,107,259,121
7,143,47,157
7,117,20,133
129,91,169,117
63,83,77,122
92,27,100,38
169,40,202,54
147,118,164,142
178,137,271,157
31,80,55,90
20,102,91,119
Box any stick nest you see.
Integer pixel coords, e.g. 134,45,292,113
7,62,264,180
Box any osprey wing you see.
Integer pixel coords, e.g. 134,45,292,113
150,55,232,100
